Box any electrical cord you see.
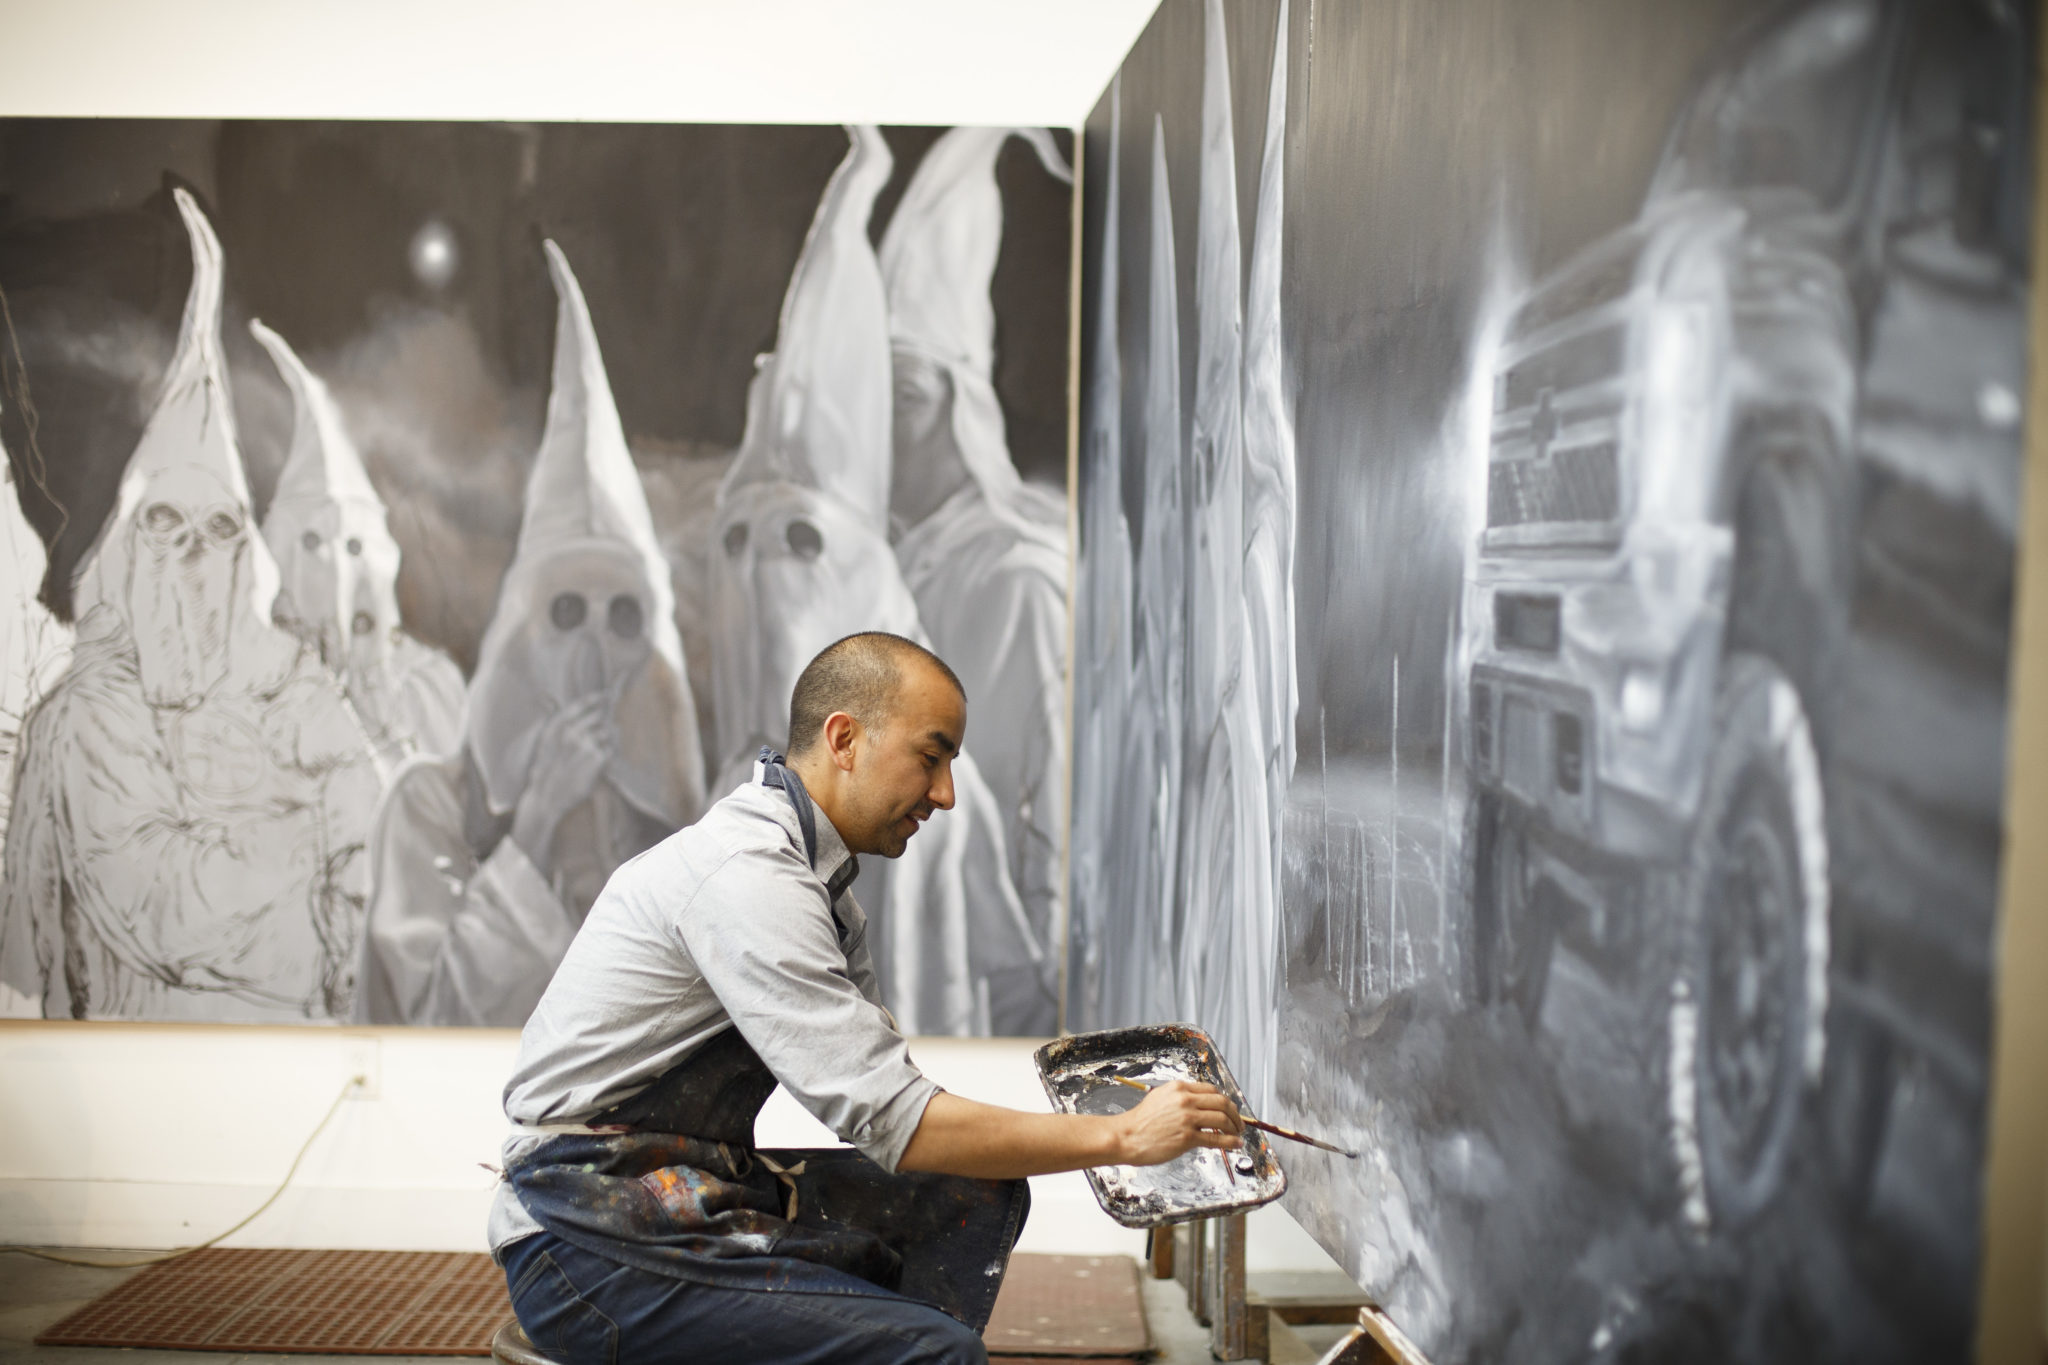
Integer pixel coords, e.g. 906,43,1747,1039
0,1073,366,1270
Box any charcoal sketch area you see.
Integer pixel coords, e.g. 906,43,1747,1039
1067,0,2032,1360
0,120,1073,1035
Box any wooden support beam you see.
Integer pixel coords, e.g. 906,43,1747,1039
1210,1213,1251,1360
1146,1224,1175,1280
1248,1269,1373,1325
1173,1218,1210,1326
1311,1306,1434,1365
1310,1326,1396,1365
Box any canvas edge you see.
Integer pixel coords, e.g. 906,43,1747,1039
1059,111,1088,1040
1974,14,2048,1362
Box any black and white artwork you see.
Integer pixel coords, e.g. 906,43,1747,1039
0,120,1073,1032
1070,0,2032,1360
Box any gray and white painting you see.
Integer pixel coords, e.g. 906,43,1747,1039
1070,0,2030,1360
0,120,1072,1032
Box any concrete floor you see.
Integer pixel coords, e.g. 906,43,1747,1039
1,1249,1351,1365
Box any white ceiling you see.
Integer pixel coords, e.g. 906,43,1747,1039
0,0,1158,127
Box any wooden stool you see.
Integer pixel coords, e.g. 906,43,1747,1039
490,1320,561,1365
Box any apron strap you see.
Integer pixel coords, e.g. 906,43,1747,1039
759,746,819,868
759,747,860,913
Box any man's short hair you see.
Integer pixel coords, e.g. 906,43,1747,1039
787,632,965,756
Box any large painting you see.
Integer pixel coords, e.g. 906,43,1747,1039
1069,0,2032,1359
0,120,1073,1033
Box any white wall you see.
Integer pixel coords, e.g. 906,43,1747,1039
0,0,1158,128
0,1023,1337,1269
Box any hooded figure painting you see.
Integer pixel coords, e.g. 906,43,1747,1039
354,241,707,1027
1069,1,1299,1115
0,118,1071,1033
0,190,383,1022
0,426,72,924
250,320,466,770
880,127,1074,976
708,125,1047,1036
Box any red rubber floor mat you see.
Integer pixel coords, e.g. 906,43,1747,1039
35,1248,512,1355
39,1247,1148,1357
984,1253,1151,1357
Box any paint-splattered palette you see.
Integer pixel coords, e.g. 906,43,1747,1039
1035,1024,1286,1228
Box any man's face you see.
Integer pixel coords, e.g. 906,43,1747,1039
840,660,965,858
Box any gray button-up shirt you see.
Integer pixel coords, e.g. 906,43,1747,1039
487,765,940,1255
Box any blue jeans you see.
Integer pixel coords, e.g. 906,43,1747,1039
502,1230,991,1365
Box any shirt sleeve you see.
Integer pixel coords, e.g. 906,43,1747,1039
835,892,885,1008
677,846,938,1173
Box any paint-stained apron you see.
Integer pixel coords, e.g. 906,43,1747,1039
504,751,1029,1330
504,1027,1029,1328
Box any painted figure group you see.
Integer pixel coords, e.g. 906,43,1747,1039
0,127,1072,1034
1068,0,1299,1113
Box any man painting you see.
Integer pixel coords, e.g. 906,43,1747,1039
493,632,1243,1364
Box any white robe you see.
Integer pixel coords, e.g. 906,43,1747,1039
0,461,71,862
354,750,668,1027
347,634,467,770
894,481,1068,985
0,610,380,1021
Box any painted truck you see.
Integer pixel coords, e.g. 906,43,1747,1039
1463,0,2030,1230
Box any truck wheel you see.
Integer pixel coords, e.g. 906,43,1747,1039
1671,653,1829,1229
1468,792,1554,1029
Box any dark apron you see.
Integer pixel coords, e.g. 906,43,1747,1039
504,750,1029,1330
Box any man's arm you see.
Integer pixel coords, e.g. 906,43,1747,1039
898,1080,1243,1180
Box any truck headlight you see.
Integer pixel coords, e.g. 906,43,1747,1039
1620,664,1667,734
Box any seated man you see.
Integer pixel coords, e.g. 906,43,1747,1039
491,631,1240,1364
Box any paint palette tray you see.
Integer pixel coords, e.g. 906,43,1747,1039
1035,1023,1286,1228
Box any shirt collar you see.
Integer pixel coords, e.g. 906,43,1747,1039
750,759,859,901
812,804,859,902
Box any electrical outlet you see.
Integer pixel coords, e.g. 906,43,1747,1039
341,1035,382,1100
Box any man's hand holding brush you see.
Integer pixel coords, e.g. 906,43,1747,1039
1116,1080,1246,1165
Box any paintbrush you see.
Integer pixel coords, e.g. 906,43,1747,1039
1104,1075,1360,1159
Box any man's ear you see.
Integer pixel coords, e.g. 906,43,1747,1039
823,710,861,772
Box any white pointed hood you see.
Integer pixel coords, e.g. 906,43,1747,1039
1242,0,1298,789
1137,117,1185,704
711,125,911,770
250,319,405,675
879,127,1070,377
707,129,1043,1032
255,321,382,515
1187,0,1248,722
74,188,291,706
1071,80,1135,1015
879,127,1070,527
464,240,704,828
722,126,896,527
1082,85,1132,688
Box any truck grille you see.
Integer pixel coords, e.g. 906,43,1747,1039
1487,442,1620,528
